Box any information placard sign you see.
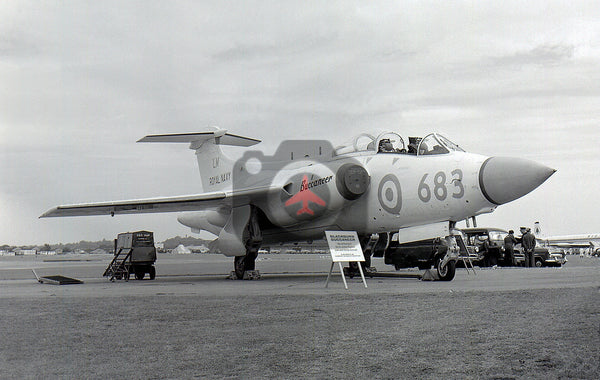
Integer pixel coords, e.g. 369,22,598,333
325,231,365,262
324,231,367,289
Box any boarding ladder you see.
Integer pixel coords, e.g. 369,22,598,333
103,248,132,281
455,235,476,274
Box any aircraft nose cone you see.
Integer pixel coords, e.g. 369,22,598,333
479,157,556,205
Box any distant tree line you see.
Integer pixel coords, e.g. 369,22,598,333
1,236,215,253
1,236,330,254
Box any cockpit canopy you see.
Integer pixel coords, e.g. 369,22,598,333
335,132,464,156
417,133,465,155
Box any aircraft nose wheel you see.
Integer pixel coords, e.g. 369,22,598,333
435,257,456,281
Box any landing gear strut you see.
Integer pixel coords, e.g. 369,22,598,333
233,206,262,280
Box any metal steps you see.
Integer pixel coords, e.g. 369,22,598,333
103,248,132,281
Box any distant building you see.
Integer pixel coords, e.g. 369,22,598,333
14,249,36,256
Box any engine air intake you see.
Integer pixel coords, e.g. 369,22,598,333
336,164,370,200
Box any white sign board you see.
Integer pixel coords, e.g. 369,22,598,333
325,231,365,262
324,231,367,289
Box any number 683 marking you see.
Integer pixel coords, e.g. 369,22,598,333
418,169,464,202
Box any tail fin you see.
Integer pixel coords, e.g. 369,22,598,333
533,221,544,237
138,127,261,192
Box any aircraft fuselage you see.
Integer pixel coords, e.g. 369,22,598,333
179,149,553,246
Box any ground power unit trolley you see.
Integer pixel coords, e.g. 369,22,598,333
103,231,157,281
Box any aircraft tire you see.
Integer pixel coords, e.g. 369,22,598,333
234,256,246,279
436,258,456,281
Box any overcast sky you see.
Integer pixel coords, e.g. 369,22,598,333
1,1,599,245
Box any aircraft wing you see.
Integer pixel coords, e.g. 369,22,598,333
40,187,274,218
544,241,596,249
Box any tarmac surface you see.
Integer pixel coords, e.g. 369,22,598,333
1,253,599,379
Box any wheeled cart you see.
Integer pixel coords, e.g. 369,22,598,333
103,231,157,281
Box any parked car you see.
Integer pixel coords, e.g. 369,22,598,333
462,227,566,267
462,228,523,266
515,245,566,267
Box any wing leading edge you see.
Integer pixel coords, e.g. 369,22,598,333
40,187,275,218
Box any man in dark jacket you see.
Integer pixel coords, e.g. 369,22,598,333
480,236,492,267
504,230,518,266
522,228,537,267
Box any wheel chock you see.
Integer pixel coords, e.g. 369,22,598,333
421,269,440,281
243,270,261,280
227,270,262,280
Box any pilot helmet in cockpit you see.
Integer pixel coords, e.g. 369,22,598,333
378,138,395,153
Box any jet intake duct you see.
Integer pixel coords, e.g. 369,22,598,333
336,164,370,200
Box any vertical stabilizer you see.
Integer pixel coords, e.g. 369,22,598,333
137,127,261,192
194,139,234,192
534,221,544,237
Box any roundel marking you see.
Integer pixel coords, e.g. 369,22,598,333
378,174,402,214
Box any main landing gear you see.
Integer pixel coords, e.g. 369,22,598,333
231,206,262,280
233,252,260,280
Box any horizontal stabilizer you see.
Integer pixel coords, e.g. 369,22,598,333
137,129,260,147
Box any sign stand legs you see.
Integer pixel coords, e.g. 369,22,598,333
325,262,335,288
339,262,348,289
325,262,349,289
325,261,367,289
356,262,368,288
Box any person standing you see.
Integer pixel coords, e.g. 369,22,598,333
504,230,518,266
522,228,537,267
481,236,491,267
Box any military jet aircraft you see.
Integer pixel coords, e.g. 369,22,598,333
41,128,555,280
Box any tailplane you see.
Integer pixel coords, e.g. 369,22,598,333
138,127,261,192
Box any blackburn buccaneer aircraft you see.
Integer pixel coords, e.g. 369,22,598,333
41,128,555,280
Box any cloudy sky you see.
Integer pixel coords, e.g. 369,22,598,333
1,1,599,245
